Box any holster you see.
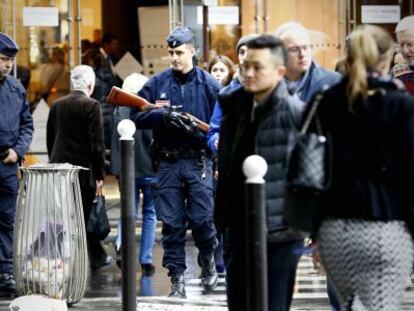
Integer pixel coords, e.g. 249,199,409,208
148,140,160,172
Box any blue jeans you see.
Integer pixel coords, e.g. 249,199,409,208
139,276,154,296
116,176,157,264
224,229,302,311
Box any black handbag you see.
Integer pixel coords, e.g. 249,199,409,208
283,91,331,233
87,195,111,240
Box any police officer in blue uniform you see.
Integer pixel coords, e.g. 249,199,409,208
131,26,221,298
0,33,33,293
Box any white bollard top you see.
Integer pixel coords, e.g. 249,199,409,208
242,155,268,184
117,119,136,140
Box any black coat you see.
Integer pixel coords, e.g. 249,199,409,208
47,90,106,191
215,81,304,234
316,76,414,233
109,106,155,177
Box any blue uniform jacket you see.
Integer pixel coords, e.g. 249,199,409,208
207,79,241,154
290,61,341,104
131,67,221,150
0,75,33,176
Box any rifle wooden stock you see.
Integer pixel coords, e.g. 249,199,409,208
107,86,210,133
107,86,158,111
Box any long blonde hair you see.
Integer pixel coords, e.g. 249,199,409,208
346,25,394,110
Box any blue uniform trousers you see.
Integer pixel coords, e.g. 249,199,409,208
156,158,216,276
0,169,19,274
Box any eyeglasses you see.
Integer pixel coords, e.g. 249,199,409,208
287,44,311,55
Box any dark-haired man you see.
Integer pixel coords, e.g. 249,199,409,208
0,32,33,293
131,26,221,298
215,35,304,311
90,32,121,161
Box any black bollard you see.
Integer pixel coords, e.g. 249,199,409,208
118,120,137,311
243,155,268,311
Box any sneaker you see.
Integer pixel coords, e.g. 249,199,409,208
141,264,155,277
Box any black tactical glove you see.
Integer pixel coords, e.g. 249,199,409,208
181,115,204,141
164,110,192,132
163,110,204,140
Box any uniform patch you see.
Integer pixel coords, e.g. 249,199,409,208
155,99,170,107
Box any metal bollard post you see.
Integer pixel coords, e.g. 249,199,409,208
118,120,137,311
243,155,268,311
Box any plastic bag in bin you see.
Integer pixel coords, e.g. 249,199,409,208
21,222,71,298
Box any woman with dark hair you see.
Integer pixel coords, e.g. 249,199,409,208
314,25,414,310
208,55,235,87
203,55,235,274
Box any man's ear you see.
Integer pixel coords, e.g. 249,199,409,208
277,65,287,77
88,82,95,95
189,46,196,56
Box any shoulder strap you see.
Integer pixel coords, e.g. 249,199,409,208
300,91,324,135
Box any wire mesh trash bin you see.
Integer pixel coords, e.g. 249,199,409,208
13,164,88,305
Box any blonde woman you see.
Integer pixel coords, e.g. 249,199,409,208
314,25,414,310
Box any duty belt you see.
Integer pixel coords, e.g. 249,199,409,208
159,148,210,160
158,147,210,179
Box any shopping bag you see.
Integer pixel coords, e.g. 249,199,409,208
87,195,110,240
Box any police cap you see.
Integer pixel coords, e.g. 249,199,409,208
166,26,194,48
0,32,19,57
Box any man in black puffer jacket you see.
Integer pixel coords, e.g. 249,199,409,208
215,35,304,311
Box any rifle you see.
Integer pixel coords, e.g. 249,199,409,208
106,86,210,133
181,113,210,133
107,86,160,111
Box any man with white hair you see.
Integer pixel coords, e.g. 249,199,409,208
395,15,414,94
273,21,340,104
47,65,111,270
274,22,341,311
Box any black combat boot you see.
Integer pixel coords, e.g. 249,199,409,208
200,253,218,293
169,273,186,298
0,273,16,294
